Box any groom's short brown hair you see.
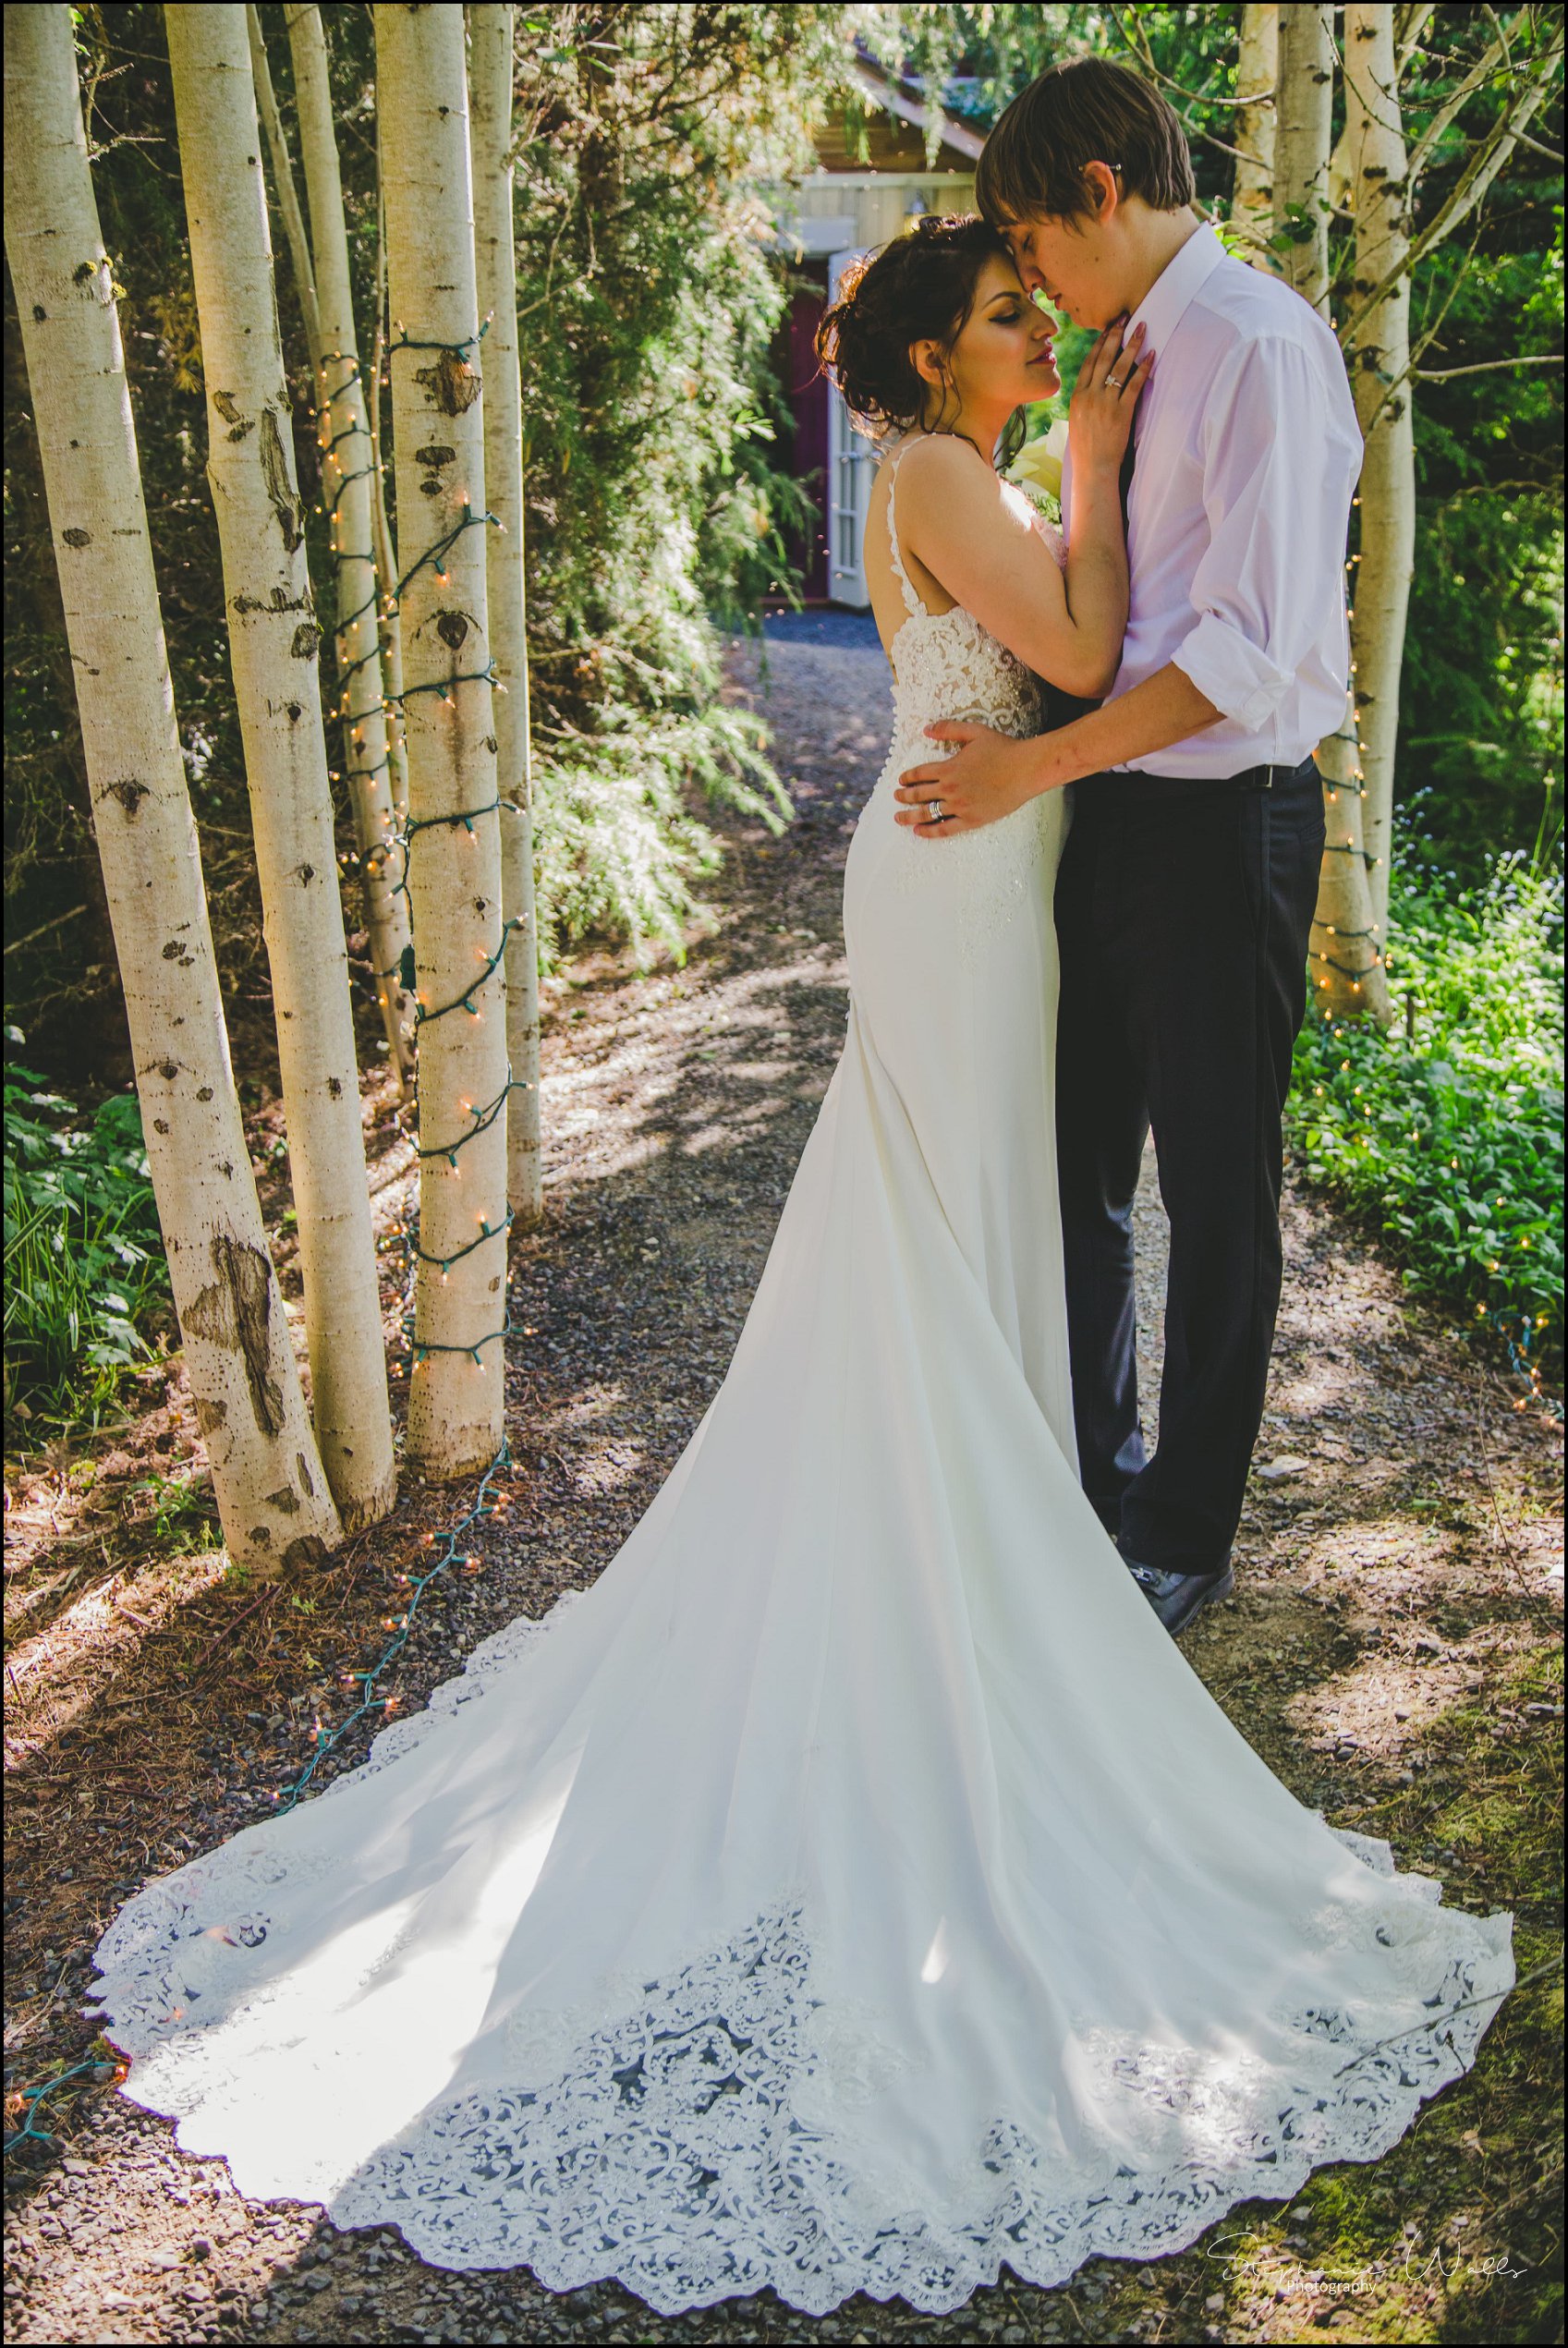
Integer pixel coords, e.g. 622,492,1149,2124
976,56,1197,223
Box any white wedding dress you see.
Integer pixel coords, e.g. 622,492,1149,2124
91,448,1513,2318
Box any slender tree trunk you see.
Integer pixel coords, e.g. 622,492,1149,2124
287,1,413,1086
4,5,341,1572
1343,3,1414,943
247,2,321,378
1233,5,1279,267
166,3,395,1531
469,1,543,1230
371,150,408,822
376,2,509,1477
1274,1,1333,314
1276,0,1391,1023
1309,692,1392,1021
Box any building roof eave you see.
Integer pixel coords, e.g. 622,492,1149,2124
847,60,986,165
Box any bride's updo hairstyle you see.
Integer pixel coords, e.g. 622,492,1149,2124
815,213,1011,438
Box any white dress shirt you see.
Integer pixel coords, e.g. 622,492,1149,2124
1061,222,1364,777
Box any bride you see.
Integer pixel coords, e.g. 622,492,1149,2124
91,216,1513,2320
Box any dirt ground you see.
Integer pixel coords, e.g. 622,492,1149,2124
4,616,1562,2346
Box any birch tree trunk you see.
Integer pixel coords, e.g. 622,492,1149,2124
1273,0,1333,314
4,4,341,1572
287,1,413,1085
370,161,408,821
1341,2,1411,945
166,3,395,1531
247,3,321,378
469,0,543,1230
1272,1,1391,1023
1233,5,1279,267
377,1,509,1477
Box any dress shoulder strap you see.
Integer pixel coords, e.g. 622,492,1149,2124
883,440,929,622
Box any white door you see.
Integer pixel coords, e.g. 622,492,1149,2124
826,248,873,609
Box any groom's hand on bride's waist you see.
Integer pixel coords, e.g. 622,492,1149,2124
896,666,1229,834
894,723,1042,835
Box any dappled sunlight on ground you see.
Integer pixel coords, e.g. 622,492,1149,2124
4,622,1561,2345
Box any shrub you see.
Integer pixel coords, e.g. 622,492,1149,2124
507,4,841,960
1288,863,1564,1390
3,1063,171,1421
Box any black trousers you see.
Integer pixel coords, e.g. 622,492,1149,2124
1053,757,1324,1577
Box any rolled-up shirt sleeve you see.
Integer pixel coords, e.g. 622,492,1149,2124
1170,335,1361,730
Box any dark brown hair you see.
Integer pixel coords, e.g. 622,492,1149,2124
814,213,1011,437
976,56,1196,224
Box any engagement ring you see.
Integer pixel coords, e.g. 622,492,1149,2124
929,797,945,823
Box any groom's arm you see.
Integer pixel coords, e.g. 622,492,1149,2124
898,664,1223,824
897,331,1360,833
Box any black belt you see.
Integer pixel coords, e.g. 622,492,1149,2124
1229,758,1316,792
1080,756,1318,802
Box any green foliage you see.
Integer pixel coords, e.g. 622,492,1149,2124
1401,493,1564,880
534,700,785,965
3,1060,171,1421
506,3,843,960
1399,201,1564,879
1289,865,1564,1382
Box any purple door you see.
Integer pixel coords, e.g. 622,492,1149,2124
781,273,830,602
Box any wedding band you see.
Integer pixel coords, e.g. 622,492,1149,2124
929,797,945,823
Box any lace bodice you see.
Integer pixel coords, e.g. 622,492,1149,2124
879,436,1067,756
866,441,1070,968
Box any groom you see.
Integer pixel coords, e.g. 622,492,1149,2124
895,57,1363,1636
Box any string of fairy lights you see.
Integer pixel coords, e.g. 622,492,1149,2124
267,310,537,1810
317,308,536,1339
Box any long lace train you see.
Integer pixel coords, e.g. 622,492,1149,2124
91,1588,1513,2318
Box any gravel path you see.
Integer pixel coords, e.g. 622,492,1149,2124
4,618,1561,2346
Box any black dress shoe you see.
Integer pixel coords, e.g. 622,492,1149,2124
1123,1557,1235,1636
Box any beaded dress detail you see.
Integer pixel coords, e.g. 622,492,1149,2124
90,443,1513,2320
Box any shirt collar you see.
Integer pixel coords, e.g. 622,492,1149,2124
1126,219,1226,350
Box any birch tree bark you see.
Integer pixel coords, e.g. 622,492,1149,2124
1273,2,1391,1023
287,0,413,1085
1233,5,1279,267
4,3,341,1571
247,3,321,377
1273,0,1333,313
1340,3,1411,944
377,1,509,1476
469,0,543,1229
371,148,409,821
166,2,395,1531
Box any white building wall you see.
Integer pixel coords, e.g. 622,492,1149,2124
773,171,978,259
